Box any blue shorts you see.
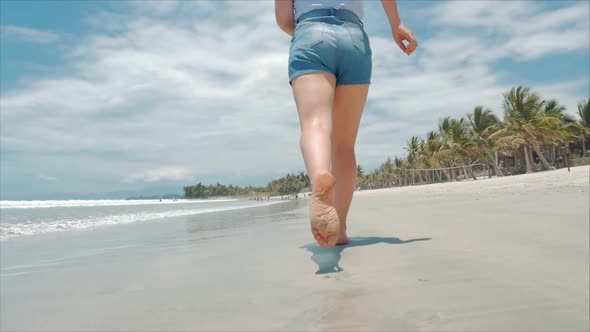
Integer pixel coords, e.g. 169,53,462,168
288,8,372,86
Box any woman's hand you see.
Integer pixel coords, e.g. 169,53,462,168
392,22,417,56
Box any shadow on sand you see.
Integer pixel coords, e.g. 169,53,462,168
300,236,432,275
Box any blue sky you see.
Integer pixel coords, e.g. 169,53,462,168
1,0,589,199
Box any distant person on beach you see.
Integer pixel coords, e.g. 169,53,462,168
275,0,417,246
558,144,571,172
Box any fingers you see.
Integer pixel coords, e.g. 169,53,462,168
405,37,417,56
394,34,407,53
394,25,418,56
401,31,417,56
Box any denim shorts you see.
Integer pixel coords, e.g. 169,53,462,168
288,8,372,85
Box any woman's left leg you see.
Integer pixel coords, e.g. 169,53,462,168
291,71,340,247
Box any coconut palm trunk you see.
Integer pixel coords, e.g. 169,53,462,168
531,144,554,170
460,164,469,180
469,165,478,180
522,145,533,173
486,151,503,176
441,168,450,181
527,145,536,170
461,160,477,180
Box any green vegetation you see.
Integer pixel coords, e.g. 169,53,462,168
356,87,589,188
183,86,589,198
184,172,310,199
126,194,183,200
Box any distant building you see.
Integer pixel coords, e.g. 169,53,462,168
497,140,589,175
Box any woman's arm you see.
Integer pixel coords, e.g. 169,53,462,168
380,0,417,56
275,0,295,36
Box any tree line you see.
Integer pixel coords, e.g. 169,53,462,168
183,172,310,198
357,86,589,188
184,86,589,198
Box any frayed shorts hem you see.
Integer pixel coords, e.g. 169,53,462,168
289,70,371,86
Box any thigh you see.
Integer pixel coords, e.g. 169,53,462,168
291,72,337,131
332,84,369,149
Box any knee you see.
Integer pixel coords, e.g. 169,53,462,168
332,142,355,155
301,119,332,136
300,122,332,142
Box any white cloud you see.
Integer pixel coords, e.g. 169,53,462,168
423,0,590,62
0,25,60,44
123,166,193,183
1,0,298,179
534,78,590,115
425,0,537,29
39,174,58,181
0,0,588,197
128,0,180,16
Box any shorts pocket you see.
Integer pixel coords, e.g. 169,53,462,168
345,23,371,56
291,22,325,49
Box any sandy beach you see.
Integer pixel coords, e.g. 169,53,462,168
1,166,588,331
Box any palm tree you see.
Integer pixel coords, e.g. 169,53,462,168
380,157,396,187
542,100,575,140
539,99,579,162
439,117,477,180
420,131,446,182
467,106,504,176
578,98,590,128
366,170,379,189
437,117,459,180
404,136,423,184
393,156,406,186
501,86,539,172
368,166,385,189
356,164,365,189
501,86,558,172
297,171,310,189
577,98,590,156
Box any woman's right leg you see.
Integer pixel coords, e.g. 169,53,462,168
331,84,369,245
291,71,340,247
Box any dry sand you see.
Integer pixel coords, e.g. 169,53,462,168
1,166,588,331
306,165,589,331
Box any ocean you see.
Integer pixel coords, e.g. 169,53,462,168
0,198,290,240
0,196,310,330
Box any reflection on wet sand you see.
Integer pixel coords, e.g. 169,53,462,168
301,237,432,274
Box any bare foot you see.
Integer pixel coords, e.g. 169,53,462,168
336,231,349,245
310,171,340,247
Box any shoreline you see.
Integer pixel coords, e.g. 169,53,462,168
355,165,589,195
1,166,588,331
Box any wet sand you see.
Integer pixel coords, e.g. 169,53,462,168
1,166,588,331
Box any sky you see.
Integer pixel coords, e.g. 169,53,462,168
1,0,589,199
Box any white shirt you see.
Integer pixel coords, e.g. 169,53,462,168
294,0,364,20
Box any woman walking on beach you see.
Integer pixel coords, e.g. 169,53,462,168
275,0,417,246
